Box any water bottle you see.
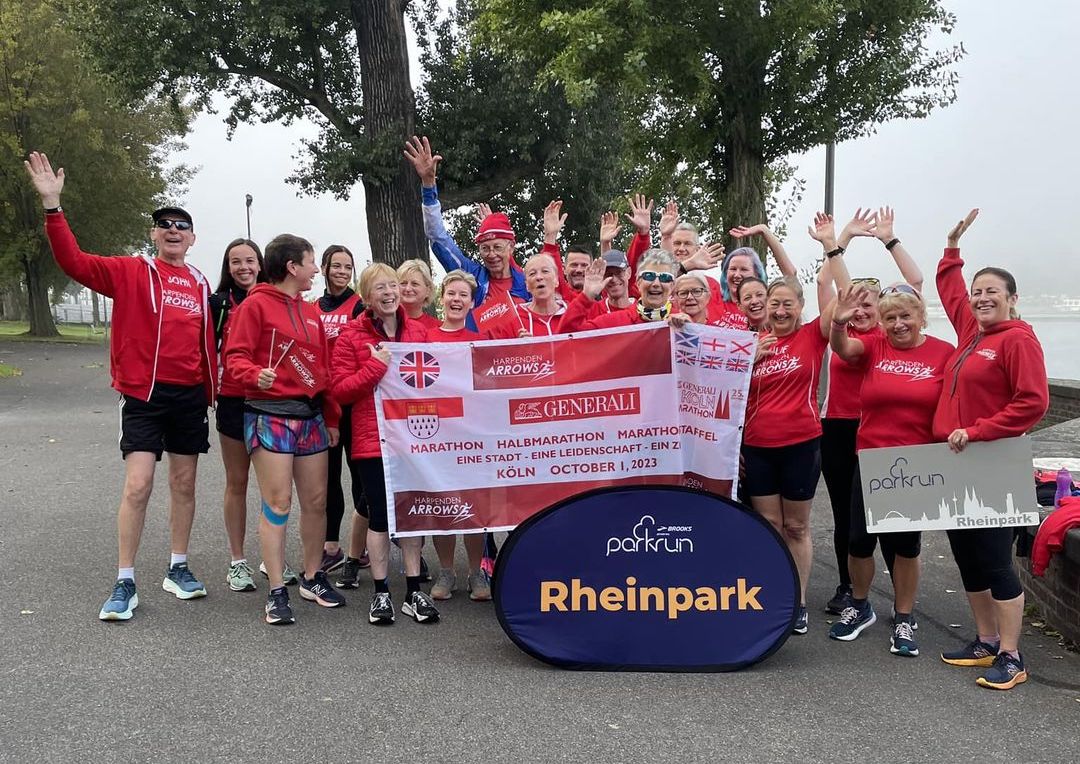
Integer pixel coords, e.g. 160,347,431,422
1055,467,1073,508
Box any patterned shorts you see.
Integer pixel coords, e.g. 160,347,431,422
244,412,329,457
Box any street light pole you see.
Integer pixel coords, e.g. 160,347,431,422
245,194,253,240
824,142,835,216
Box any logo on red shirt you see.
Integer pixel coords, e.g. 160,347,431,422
873,359,936,382
976,348,997,362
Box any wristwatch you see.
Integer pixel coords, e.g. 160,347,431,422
44,206,63,214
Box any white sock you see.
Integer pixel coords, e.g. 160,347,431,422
230,558,247,567
117,567,135,582
170,553,188,567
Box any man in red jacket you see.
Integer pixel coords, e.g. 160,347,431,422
25,151,217,622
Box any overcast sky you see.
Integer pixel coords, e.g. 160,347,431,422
171,0,1080,299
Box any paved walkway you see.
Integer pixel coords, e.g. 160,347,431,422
2,340,1078,763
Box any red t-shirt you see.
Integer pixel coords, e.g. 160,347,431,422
472,278,524,334
315,293,362,353
426,325,482,343
155,260,205,384
412,312,442,332
821,325,882,419
854,333,955,450
743,320,828,448
706,300,749,330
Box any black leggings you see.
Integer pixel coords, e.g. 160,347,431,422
848,465,921,560
820,418,858,586
946,527,1023,600
325,406,368,542
353,457,389,533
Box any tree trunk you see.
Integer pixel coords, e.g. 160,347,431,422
352,0,428,269
23,255,60,337
91,290,101,327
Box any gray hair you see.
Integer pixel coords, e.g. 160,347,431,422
639,248,679,273
766,275,805,306
673,221,699,245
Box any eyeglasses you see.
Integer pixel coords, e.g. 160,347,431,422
639,270,675,284
880,284,921,299
852,277,881,289
674,288,706,299
478,243,509,255
154,219,193,231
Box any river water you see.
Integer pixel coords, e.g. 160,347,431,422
924,316,1080,380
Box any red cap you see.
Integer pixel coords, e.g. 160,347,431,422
474,213,516,244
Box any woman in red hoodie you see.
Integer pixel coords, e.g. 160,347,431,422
331,263,437,626
225,234,344,625
933,209,1049,691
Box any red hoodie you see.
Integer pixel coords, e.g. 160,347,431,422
44,213,216,404
223,283,340,428
559,291,648,332
931,249,1049,442
331,307,429,459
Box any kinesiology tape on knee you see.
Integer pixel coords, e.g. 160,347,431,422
262,500,289,526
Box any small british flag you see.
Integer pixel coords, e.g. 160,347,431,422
726,357,750,373
676,349,699,366
399,351,440,389
699,354,725,370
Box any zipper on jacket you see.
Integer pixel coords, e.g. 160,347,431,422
949,331,984,397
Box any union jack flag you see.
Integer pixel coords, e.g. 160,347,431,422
699,354,725,370
399,351,440,389
676,349,699,366
726,357,750,373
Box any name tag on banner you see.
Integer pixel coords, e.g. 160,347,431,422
858,436,1040,533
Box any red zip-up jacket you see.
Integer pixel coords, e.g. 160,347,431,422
932,248,1049,442
331,307,429,459
224,283,340,428
44,212,216,404
559,291,647,332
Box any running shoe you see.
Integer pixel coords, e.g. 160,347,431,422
402,590,440,623
320,547,345,574
941,637,998,667
99,578,138,621
826,585,852,615
976,653,1027,690
162,563,207,600
892,606,919,630
335,557,364,589
890,619,920,657
467,570,492,602
259,560,299,585
829,602,877,641
431,569,456,600
299,571,346,608
419,557,432,583
227,561,256,592
792,606,808,635
265,588,295,625
369,592,395,625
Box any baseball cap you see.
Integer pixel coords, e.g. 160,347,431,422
151,206,193,225
602,249,629,269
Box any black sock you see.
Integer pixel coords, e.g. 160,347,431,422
406,575,421,595
374,577,390,593
851,597,868,609
894,611,911,622
271,586,287,597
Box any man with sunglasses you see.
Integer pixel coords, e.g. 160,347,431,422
25,151,217,622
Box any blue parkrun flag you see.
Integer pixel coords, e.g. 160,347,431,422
494,486,799,671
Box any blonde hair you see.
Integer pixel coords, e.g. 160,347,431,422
766,276,805,305
396,259,435,307
359,262,399,304
440,269,478,300
878,291,927,329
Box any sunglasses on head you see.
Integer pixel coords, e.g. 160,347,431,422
880,284,921,299
639,270,675,284
154,219,193,231
852,277,881,289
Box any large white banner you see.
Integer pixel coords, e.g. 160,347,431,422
373,322,756,536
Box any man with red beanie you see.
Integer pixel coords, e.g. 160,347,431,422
25,151,217,622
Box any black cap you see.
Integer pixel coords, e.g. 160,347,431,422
151,206,193,225
602,249,629,269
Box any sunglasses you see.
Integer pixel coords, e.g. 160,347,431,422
154,219,193,231
639,270,675,284
880,284,921,299
675,288,707,299
852,277,881,289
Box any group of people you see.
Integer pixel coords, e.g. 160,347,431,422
24,136,1048,691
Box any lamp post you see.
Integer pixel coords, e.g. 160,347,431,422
245,194,253,240
824,142,835,216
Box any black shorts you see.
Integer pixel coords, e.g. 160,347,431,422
741,436,821,501
119,383,209,460
353,457,389,533
215,395,245,441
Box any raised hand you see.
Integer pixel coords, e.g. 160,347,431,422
659,201,680,239
624,193,654,235
875,206,896,242
839,208,877,243
684,242,724,271
947,209,979,247
367,342,391,365
403,135,442,186
807,212,836,246
728,223,770,239
543,200,568,242
582,257,613,300
24,151,65,208
832,284,870,325
599,211,622,246
473,202,494,225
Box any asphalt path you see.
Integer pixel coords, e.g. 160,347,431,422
2,340,1078,763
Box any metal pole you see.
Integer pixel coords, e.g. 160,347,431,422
824,142,835,216
245,194,253,239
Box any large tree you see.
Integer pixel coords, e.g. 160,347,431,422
476,0,964,237
0,0,187,336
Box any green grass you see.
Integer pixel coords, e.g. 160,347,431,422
0,320,106,344
0,362,22,377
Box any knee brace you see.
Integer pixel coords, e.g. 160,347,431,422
262,500,289,526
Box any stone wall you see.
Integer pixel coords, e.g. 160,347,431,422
1016,523,1080,647
1035,379,1080,431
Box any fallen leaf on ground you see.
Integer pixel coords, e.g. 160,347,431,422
20,610,33,615
945,589,956,593
950,623,963,628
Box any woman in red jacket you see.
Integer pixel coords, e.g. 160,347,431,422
225,234,345,625
331,263,438,626
933,210,1049,690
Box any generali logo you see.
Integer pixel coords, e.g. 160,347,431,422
508,386,640,425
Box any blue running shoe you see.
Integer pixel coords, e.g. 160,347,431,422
829,602,876,641
299,571,346,608
265,587,295,625
976,652,1027,690
99,578,138,621
792,606,808,635
890,618,920,657
941,637,998,667
162,562,207,600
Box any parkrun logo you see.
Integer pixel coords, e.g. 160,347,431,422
540,577,763,619
868,457,944,494
509,386,640,425
606,515,693,557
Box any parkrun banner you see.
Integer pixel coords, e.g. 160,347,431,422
494,486,800,671
375,322,756,537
